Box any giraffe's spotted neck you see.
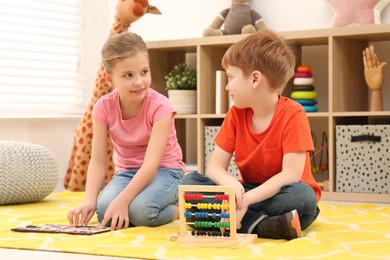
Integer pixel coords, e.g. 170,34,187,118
110,15,131,35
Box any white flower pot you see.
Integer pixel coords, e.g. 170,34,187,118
167,89,197,114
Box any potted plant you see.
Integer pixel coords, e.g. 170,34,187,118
165,63,197,114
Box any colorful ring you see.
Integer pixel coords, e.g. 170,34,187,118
297,65,311,72
291,91,318,100
293,78,314,85
303,105,318,112
294,71,312,78
294,99,318,106
292,85,315,91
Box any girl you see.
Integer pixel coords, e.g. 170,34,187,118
68,32,186,231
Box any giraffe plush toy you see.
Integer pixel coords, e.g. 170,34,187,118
64,0,161,191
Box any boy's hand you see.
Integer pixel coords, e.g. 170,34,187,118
233,184,248,229
99,197,130,231
235,195,249,229
234,184,245,210
67,201,96,226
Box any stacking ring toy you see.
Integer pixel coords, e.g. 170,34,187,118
297,65,311,72
291,91,318,100
293,78,314,85
294,71,312,78
294,99,318,106
292,85,315,91
303,105,318,112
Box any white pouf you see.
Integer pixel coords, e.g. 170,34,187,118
0,141,58,205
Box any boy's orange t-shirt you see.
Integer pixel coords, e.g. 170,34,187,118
215,96,321,201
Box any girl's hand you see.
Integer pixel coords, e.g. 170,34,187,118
99,197,130,231
67,201,96,227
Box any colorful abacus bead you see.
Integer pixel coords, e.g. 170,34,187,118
220,212,230,218
215,194,229,200
213,203,221,210
183,193,204,200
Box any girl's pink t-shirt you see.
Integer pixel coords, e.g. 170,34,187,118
93,88,186,173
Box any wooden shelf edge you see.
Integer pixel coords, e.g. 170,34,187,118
306,112,329,118
332,111,390,117
146,24,390,50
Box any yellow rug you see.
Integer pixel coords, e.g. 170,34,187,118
0,191,389,259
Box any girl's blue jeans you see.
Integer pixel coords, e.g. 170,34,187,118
96,167,184,227
180,171,320,230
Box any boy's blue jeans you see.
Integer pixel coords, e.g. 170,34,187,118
96,168,184,227
181,171,320,230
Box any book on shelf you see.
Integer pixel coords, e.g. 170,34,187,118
215,70,229,114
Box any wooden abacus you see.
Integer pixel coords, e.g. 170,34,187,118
178,185,257,248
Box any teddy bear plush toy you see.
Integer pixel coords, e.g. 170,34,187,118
203,0,266,36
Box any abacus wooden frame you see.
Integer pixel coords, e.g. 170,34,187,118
178,185,257,248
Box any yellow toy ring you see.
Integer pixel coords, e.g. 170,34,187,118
291,91,318,100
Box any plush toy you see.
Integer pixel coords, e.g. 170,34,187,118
203,0,266,36
325,0,390,27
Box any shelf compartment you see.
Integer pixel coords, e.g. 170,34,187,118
331,36,390,113
149,48,196,96
309,117,330,192
174,118,197,166
198,46,229,114
284,44,329,113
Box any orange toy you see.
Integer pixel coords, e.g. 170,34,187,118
64,0,161,191
297,65,311,72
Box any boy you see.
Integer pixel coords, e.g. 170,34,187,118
181,29,321,240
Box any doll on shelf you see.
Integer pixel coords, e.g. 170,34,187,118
363,45,387,111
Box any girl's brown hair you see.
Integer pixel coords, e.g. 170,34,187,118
101,31,148,73
222,29,296,90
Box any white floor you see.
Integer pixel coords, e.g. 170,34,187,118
0,248,137,260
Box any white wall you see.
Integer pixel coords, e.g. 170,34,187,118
2,0,390,192
0,118,80,192
129,0,390,40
